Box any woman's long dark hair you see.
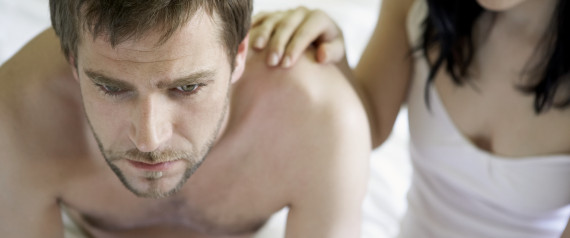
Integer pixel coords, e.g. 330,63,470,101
421,0,570,113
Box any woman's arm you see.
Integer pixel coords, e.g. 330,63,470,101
353,0,415,146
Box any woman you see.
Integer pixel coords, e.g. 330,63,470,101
250,0,570,237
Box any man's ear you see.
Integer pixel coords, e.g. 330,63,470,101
69,56,80,82
230,34,249,84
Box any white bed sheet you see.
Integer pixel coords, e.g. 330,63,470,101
0,1,412,237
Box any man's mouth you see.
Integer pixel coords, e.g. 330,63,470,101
127,160,178,171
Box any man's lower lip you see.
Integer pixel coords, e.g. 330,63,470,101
128,160,176,171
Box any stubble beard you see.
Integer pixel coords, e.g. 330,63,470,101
84,100,228,199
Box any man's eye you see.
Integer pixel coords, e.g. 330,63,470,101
94,83,126,97
175,84,199,93
101,84,123,93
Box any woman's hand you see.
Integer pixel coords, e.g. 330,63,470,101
250,7,345,68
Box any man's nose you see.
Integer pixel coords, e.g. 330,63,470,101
129,95,173,152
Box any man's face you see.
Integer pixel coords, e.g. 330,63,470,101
74,11,242,198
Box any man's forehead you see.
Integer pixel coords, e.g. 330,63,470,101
80,9,225,63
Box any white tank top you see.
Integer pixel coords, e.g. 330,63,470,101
399,1,570,237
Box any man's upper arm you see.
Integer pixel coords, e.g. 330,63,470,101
284,118,370,238
269,53,371,237
0,28,66,238
0,190,64,238
0,121,65,237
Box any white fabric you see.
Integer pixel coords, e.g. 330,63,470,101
400,0,570,237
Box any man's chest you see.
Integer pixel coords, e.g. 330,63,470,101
61,148,286,237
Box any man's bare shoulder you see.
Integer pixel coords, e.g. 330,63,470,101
237,49,370,139
0,29,90,188
0,73,68,237
234,48,371,196
231,50,371,236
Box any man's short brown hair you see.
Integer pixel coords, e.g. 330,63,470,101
49,0,252,67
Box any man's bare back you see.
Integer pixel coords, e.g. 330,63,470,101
0,15,369,238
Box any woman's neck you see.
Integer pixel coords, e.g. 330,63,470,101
494,0,558,42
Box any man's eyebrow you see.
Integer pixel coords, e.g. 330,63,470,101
84,69,217,89
156,70,217,89
84,70,135,89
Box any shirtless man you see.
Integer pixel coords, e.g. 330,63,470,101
0,0,370,237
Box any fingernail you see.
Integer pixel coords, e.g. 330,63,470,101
318,48,327,63
282,56,291,68
255,37,265,49
317,46,328,63
269,53,279,66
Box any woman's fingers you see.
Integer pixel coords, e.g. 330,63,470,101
316,37,345,64
252,11,270,27
249,11,284,50
281,10,343,67
250,7,344,68
266,7,310,66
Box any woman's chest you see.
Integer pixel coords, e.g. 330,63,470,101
431,59,570,158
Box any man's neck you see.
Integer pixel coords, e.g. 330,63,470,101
213,101,232,146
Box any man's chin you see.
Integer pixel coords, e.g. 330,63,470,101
130,183,183,199
125,175,186,199
108,161,197,199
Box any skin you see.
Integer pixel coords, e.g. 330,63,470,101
250,0,570,235
0,9,370,238
476,0,529,11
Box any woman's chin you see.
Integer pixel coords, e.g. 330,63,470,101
476,0,524,11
